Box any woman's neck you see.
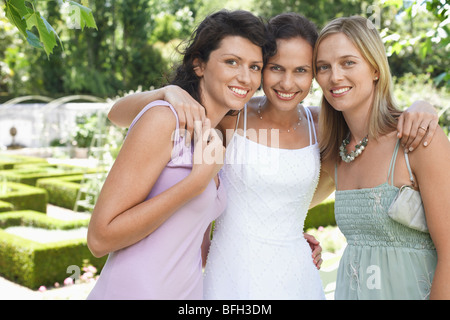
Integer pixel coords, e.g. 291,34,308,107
261,99,302,128
342,109,370,143
204,105,229,128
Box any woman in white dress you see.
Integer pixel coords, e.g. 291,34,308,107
108,12,436,299
201,13,325,299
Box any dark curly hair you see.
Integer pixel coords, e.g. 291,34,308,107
170,10,269,105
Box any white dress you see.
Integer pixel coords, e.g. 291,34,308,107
203,105,325,300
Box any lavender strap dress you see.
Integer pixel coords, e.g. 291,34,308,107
87,100,226,300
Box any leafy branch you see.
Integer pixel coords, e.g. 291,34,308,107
4,0,97,57
381,0,449,87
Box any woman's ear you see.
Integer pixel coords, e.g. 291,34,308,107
193,58,205,77
373,69,379,81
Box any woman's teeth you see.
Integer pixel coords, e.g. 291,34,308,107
332,87,351,94
230,87,247,95
276,91,295,99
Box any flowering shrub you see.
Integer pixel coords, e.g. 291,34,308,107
38,259,98,292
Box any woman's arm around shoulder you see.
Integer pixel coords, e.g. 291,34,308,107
108,85,205,133
410,127,450,299
310,156,335,209
108,89,168,127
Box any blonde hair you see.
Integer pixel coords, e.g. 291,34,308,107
313,16,402,162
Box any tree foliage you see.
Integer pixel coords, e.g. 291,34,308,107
1,0,447,101
381,0,448,88
4,0,96,57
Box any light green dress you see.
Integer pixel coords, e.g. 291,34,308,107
334,140,437,300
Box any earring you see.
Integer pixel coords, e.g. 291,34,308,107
374,76,379,81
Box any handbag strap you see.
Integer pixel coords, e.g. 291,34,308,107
404,151,415,186
387,140,401,186
387,139,416,187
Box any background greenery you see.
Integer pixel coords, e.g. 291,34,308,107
1,0,448,103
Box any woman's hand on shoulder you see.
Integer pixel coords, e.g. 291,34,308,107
397,100,438,152
163,85,206,143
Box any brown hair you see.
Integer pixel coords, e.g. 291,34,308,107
170,10,268,105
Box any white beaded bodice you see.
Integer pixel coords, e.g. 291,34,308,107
203,105,325,300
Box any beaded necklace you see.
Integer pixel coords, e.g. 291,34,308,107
339,133,369,163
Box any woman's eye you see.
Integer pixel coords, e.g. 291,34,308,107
251,65,262,71
317,65,328,71
226,59,238,66
344,60,355,66
296,67,307,73
270,65,282,71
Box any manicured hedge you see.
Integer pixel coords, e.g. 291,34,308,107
0,210,88,230
304,197,336,230
0,154,48,170
0,211,106,289
0,164,91,187
36,175,84,209
0,182,47,213
0,200,13,213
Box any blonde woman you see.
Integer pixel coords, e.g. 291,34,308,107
315,16,450,299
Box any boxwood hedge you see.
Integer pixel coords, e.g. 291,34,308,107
0,211,106,289
0,182,47,213
304,197,336,230
36,175,84,210
0,154,48,170
0,164,91,187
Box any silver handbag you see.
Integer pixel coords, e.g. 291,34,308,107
388,184,428,233
387,149,428,233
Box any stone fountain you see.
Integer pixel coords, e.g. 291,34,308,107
7,126,24,150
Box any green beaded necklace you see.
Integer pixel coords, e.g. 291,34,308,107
339,133,369,163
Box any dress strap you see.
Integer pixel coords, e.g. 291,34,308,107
304,107,317,145
243,104,248,137
129,100,179,137
235,108,242,131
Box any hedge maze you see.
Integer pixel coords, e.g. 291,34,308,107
0,154,107,289
0,154,336,289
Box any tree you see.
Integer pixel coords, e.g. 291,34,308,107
4,0,97,57
381,0,449,88
253,0,366,28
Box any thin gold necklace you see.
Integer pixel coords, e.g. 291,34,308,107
257,102,302,133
